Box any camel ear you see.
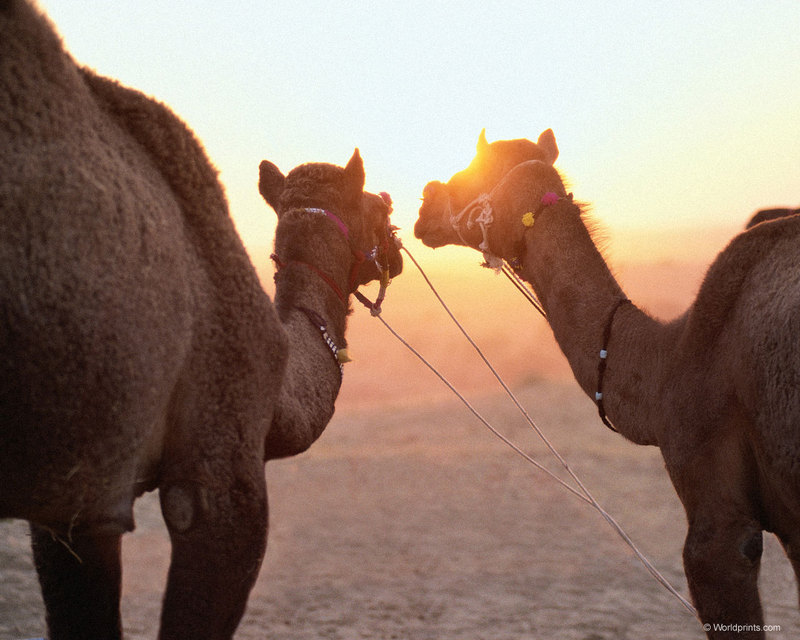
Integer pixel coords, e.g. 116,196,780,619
476,128,489,155
344,148,365,196
537,129,559,165
258,160,285,213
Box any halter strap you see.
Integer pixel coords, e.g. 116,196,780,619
270,253,348,304
595,297,632,432
302,207,350,239
296,306,348,377
522,191,573,228
272,206,395,314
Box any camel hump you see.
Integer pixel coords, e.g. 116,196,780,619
1,0,89,143
0,0,281,531
746,207,800,229
0,1,65,53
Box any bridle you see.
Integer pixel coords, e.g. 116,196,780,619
271,201,398,376
449,193,503,268
271,204,397,311
448,187,629,433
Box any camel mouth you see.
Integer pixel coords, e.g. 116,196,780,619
386,248,404,278
416,232,448,249
415,180,454,248
413,207,452,248
413,217,447,248
354,234,403,285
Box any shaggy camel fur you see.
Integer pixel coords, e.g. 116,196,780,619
414,131,800,639
0,2,401,638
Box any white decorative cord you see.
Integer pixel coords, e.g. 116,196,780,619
372,242,698,619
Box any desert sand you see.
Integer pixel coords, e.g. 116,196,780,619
2,234,798,639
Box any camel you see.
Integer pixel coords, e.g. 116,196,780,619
0,2,401,638
414,130,800,639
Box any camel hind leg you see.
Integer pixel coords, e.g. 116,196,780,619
683,517,765,639
157,455,268,640
30,524,123,640
775,531,800,609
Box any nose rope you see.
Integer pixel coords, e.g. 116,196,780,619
449,194,505,269
354,238,397,317
447,195,469,245
449,192,547,315
368,238,698,620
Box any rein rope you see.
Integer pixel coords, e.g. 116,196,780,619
456,189,630,431
449,193,549,318
364,234,698,620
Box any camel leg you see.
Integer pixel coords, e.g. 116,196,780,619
30,523,123,640
157,460,268,640
776,533,800,608
683,517,765,639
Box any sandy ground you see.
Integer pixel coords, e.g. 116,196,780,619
3,247,799,639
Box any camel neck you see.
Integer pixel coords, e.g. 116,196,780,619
272,208,353,341
520,202,667,446
265,211,354,459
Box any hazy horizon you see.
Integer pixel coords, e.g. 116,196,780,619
36,0,799,261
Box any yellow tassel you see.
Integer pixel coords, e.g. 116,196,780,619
521,211,536,228
337,348,352,364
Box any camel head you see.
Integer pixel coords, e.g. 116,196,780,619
414,156,568,263
259,149,402,290
360,190,403,285
414,129,559,248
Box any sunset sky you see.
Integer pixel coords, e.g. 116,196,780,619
38,0,799,262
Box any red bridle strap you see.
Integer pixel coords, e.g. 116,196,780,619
270,253,348,304
272,206,393,312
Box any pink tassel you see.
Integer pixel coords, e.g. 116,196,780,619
541,192,560,206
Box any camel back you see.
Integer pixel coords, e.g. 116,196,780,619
0,0,281,531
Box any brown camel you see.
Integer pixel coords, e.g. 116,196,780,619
0,2,401,638
414,131,800,639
